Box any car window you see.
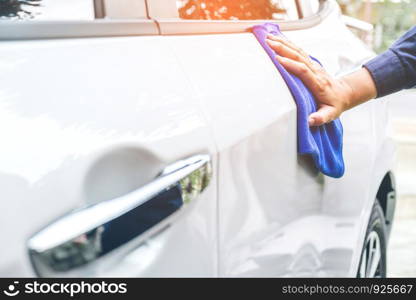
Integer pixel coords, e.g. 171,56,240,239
176,0,300,21
0,0,147,21
298,0,320,18
0,0,95,20
103,0,147,19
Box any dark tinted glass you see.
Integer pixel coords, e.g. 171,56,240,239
0,0,94,20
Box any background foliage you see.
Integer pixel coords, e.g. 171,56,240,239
337,0,416,53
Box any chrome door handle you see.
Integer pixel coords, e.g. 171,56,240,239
28,154,212,276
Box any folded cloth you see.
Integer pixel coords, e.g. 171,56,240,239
252,23,344,178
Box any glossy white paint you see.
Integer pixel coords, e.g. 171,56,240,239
0,37,217,276
0,0,395,277
168,1,395,277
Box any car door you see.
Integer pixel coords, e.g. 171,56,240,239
149,0,327,277
0,0,218,277
284,2,395,277
149,0,394,277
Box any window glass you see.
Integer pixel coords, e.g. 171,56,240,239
0,0,94,20
176,0,300,21
310,0,320,14
104,0,147,19
299,0,320,17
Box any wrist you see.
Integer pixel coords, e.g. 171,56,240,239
339,76,356,111
340,67,377,110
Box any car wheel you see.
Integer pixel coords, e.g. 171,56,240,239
357,200,387,278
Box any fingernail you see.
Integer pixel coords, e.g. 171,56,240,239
308,117,315,126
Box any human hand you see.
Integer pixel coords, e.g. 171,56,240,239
266,35,357,126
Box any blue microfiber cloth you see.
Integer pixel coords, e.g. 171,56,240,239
252,23,344,178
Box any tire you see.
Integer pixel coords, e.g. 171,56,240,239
357,200,387,278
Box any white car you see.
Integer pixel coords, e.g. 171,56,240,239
0,0,396,277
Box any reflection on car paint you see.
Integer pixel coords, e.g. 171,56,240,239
29,157,212,274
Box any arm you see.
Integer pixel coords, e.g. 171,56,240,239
266,25,416,126
364,26,416,98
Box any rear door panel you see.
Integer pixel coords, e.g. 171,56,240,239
170,32,327,276
286,9,394,276
172,4,391,276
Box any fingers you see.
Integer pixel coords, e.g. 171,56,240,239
308,105,337,126
267,35,339,127
267,39,314,70
267,34,310,59
276,55,318,90
266,36,316,73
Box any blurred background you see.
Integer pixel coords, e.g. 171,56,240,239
338,0,416,53
337,0,416,277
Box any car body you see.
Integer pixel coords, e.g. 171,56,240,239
0,0,396,277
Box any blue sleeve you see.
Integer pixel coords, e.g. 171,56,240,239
363,26,416,98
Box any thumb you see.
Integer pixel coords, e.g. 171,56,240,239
308,105,337,127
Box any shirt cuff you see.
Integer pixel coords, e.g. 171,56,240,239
363,49,406,98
